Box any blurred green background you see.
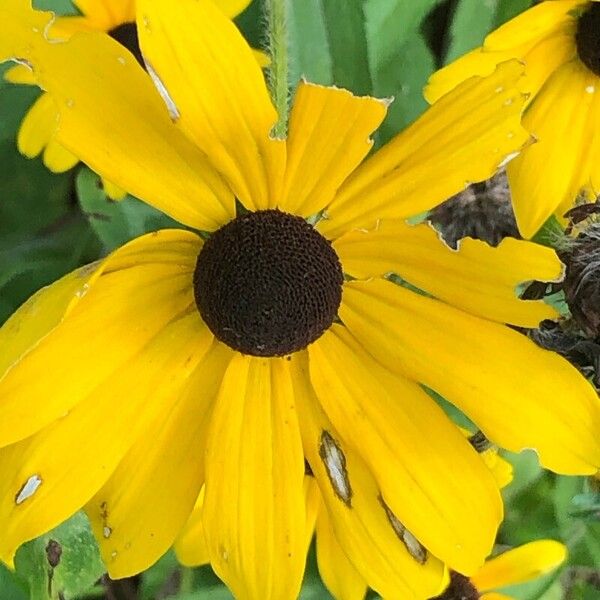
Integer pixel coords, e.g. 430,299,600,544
1,0,599,599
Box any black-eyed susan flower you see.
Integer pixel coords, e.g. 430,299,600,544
4,0,262,200
426,0,600,239
1,1,599,598
433,540,567,600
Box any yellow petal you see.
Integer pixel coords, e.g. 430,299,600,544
137,0,285,211
425,4,578,103
1,17,234,230
4,63,36,84
484,1,580,51
425,49,512,104
481,449,514,490
281,82,387,217
316,506,368,600
480,594,514,600
588,90,600,197
72,0,135,28
0,309,213,565
304,477,321,551
309,326,502,574
178,474,320,571
87,340,231,578
175,488,210,568
16,93,55,159
42,138,79,173
291,353,447,599
219,0,252,19
508,61,598,237
340,279,600,475
0,263,102,379
0,0,53,62
457,428,514,489
0,230,202,448
334,220,562,327
515,23,577,102
101,178,127,201
320,61,530,239
471,540,567,592
253,49,270,68
13,86,78,172
203,355,306,600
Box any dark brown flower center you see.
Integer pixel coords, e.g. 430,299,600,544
108,22,144,68
193,209,343,357
576,4,600,77
432,572,480,600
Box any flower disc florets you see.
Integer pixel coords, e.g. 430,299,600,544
109,22,144,68
193,209,344,357
576,4,600,77
432,572,480,600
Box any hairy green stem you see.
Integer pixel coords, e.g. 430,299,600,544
265,0,289,138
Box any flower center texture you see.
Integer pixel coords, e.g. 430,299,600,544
432,572,480,600
193,209,344,357
109,22,144,68
576,4,600,77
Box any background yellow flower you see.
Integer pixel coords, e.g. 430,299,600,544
426,0,600,239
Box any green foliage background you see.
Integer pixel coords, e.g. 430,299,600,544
0,0,599,598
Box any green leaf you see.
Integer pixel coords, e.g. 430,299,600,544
0,65,100,324
372,32,435,144
365,0,441,53
569,492,600,522
320,0,372,94
364,1,439,141
288,0,333,87
0,73,73,239
234,0,264,53
33,0,77,14
531,215,564,249
138,551,180,600
14,512,105,600
0,214,99,324
0,564,28,600
76,168,181,252
445,0,497,63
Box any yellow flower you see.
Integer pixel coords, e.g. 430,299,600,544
1,1,599,598
433,540,567,600
3,0,260,200
426,0,600,239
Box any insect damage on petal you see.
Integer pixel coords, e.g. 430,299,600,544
379,495,428,564
319,430,352,506
15,474,43,505
144,60,181,122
